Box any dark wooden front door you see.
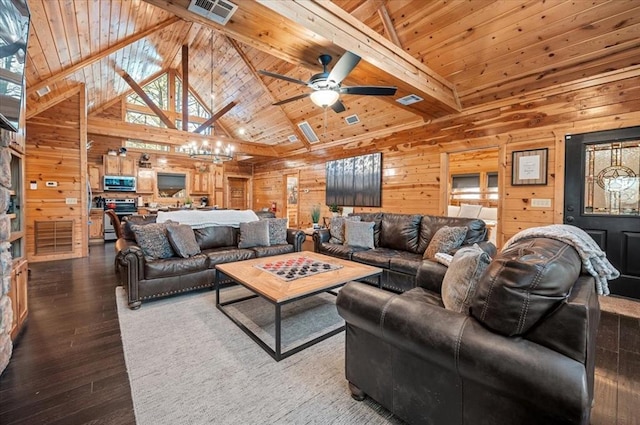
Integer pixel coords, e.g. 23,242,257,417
564,127,640,299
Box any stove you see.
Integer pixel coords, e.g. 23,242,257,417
104,198,137,241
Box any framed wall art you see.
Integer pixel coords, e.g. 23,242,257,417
512,148,548,185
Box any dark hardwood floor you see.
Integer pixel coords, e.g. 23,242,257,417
0,243,638,424
0,243,136,425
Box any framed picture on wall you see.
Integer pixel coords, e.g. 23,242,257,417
512,148,548,185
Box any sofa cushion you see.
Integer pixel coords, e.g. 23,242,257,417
238,220,270,248
166,224,201,258
344,220,375,248
423,226,468,259
471,237,581,336
202,248,256,267
122,214,157,241
194,226,235,250
144,254,208,279
352,248,400,269
131,223,175,261
418,216,487,253
379,213,422,253
354,212,383,247
250,244,295,258
441,244,491,314
263,218,288,245
389,252,423,275
329,216,361,244
317,242,367,260
458,203,483,218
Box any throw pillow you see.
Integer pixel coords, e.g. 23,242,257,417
434,252,453,267
131,223,175,261
329,216,361,244
343,220,375,248
263,218,288,245
238,220,270,248
166,224,201,258
458,203,483,218
441,244,491,314
424,226,468,259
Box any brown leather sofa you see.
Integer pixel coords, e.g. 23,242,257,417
313,212,495,292
115,216,305,309
336,237,600,425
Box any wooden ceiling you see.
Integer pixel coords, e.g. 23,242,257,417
24,0,640,160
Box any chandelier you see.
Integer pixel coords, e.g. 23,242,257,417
182,140,235,164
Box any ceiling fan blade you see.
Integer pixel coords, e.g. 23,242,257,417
331,99,346,113
258,69,309,86
272,92,311,106
327,51,361,84
341,86,397,96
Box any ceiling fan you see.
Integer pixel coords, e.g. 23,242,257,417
258,51,397,113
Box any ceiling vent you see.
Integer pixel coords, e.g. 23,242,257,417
396,94,424,105
287,134,298,143
297,121,319,144
36,86,51,97
344,114,360,125
188,0,238,25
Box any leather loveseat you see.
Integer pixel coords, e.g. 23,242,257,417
313,213,495,292
115,216,305,309
336,237,600,425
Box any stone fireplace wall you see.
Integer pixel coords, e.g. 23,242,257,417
0,129,14,375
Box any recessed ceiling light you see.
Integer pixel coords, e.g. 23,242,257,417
288,135,298,143
238,128,246,135
36,86,51,97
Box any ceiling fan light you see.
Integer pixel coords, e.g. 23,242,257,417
310,89,339,108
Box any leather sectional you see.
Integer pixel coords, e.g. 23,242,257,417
313,212,495,292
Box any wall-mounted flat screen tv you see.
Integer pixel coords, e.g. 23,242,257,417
326,152,382,207
0,0,30,132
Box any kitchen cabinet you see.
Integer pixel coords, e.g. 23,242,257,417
137,169,155,193
191,171,210,194
89,209,104,242
103,154,135,176
89,164,102,191
7,252,28,340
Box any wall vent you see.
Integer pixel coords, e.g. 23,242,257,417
36,86,50,97
396,94,424,105
344,114,360,125
188,0,238,25
297,121,319,143
287,134,298,143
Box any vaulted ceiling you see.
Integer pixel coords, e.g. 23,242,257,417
24,0,640,161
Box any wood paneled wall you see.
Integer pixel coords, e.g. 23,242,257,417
25,89,87,262
253,70,640,247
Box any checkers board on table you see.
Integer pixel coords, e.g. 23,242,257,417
255,256,343,282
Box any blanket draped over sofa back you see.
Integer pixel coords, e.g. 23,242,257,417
156,209,259,229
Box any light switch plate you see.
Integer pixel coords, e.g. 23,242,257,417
65,198,77,205
531,198,552,208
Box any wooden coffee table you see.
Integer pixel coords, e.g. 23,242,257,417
215,252,382,361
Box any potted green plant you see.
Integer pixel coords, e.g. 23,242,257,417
184,197,193,208
328,203,340,217
311,204,321,228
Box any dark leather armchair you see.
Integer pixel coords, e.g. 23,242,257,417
336,237,600,425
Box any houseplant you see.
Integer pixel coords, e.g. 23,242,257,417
311,204,321,228
328,203,340,217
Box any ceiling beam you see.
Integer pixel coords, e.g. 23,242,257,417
193,101,237,134
377,4,401,48
28,16,181,95
114,65,177,129
225,36,311,151
142,0,460,118
181,44,189,130
256,0,460,113
87,117,278,157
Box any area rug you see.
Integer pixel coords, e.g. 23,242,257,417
116,287,404,425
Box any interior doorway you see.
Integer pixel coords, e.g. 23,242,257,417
284,172,300,227
227,177,249,210
445,148,500,246
564,126,640,299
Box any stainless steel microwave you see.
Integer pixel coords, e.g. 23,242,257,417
103,175,136,192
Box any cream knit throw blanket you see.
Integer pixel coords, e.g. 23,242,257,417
503,224,619,295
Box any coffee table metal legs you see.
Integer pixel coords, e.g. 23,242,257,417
215,269,346,361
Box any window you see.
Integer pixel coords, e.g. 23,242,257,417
125,111,166,128
127,74,169,110
124,140,170,152
157,173,186,198
450,172,498,205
